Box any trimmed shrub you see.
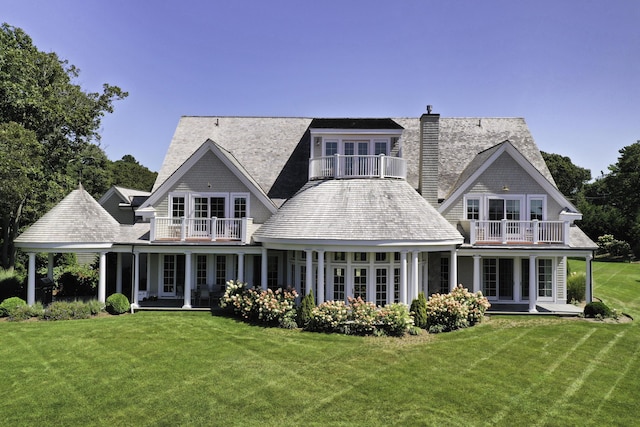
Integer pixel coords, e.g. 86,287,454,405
87,299,105,315
425,285,490,333
7,304,34,322
220,281,298,327
567,272,586,303
348,297,377,335
43,301,92,321
410,292,428,329
308,300,350,333
375,303,414,337
105,293,129,315
297,290,315,328
0,297,27,317
584,301,612,318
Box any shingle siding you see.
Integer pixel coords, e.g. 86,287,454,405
153,151,273,223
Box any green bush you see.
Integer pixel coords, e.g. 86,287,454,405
87,299,105,315
43,301,92,321
375,303,414,337
297,290,315,327
0,296,27,317
567,272,586,303
56,263,98,297
105,293,130,315
425,286,491,333
584,301,612,318
7,304,34,322
410,292,428,329
0,270,24,301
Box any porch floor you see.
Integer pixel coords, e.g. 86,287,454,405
488,302,583,316
134,298,216,312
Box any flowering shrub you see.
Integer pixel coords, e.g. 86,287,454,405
425,285,490,333
307,298,413,337
220,280,298,326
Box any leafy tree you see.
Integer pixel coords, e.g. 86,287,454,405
108,155,158,191
579,141,640,257
0,122,43,269
541,151,591,198
0,23,127,269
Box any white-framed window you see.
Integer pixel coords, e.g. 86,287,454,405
538,258,553,298
231,193,249,219
527,195,546,221
466,198,480,220
169,193,186,218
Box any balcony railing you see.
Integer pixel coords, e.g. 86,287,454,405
470,220,569,245
309,154,407,180
150,217,251,243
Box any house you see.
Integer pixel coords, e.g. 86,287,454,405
15,108,597,313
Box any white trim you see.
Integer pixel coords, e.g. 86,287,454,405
137,140,277,216
439,141,578,215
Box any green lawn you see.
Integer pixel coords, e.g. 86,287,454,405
1,261,639,426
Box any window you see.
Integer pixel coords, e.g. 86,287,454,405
171,196,185,218
233,196,247,218
521,259,530,300
353,252,368,262
333,268,345,301
482,259,497,297
374,141,388,155
216,256,226,287
466,199,480,220
376,268,387,306
196,255,207,288
210,197,226,218
353,268,367,299
393,268,400,303
333,252,346,262
267,256,279,291
529,198,544,221
325,141,338,156
440,257,449,294
538,259,553,298
375,253,387,262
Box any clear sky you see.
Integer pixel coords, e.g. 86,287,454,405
3,0,639,178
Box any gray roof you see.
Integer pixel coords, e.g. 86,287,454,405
253,179,463,243
15,185,121,246
156,116,554,202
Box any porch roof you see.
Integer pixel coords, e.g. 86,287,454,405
253,178,463,243
15,185,120,247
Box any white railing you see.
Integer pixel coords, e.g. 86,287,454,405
470,220,568,245
150,217,250,243
309,154,407,180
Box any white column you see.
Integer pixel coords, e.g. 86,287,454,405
317,250,325,304
422,253,429,296
47,253,54,280
98,252,107,303
237,253,245,283
473,255,481,293
411,251,419,301
183,251,192,309
261,248,268,290
449,248,458,292
388,252,395,303
305,249,313,295
27,253,36,306
400,251,408,304
529,255,537,312
116,253,123,294
586,253,593,303
146,254,151,295
132,251,140,308
513,257,521,302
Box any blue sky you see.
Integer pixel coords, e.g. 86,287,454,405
4,0,639,178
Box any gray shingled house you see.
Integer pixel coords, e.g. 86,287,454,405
15,108,597,312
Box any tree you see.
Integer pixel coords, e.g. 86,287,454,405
0,23,127,270
541,151,591,198
0,122,42,269
579,141,640,257
108,155,158,192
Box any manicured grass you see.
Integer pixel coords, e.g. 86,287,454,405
1,261,639,426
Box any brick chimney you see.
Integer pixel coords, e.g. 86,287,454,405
418,105,440,206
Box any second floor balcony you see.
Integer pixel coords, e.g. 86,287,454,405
309,154,407,180
150,217,252,244
469,219,570,245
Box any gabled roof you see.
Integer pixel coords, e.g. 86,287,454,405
15,185,120,249
438,140,577,213
156,116,554,203
139,139,278,214
254,179,463,245
98,186,151,206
